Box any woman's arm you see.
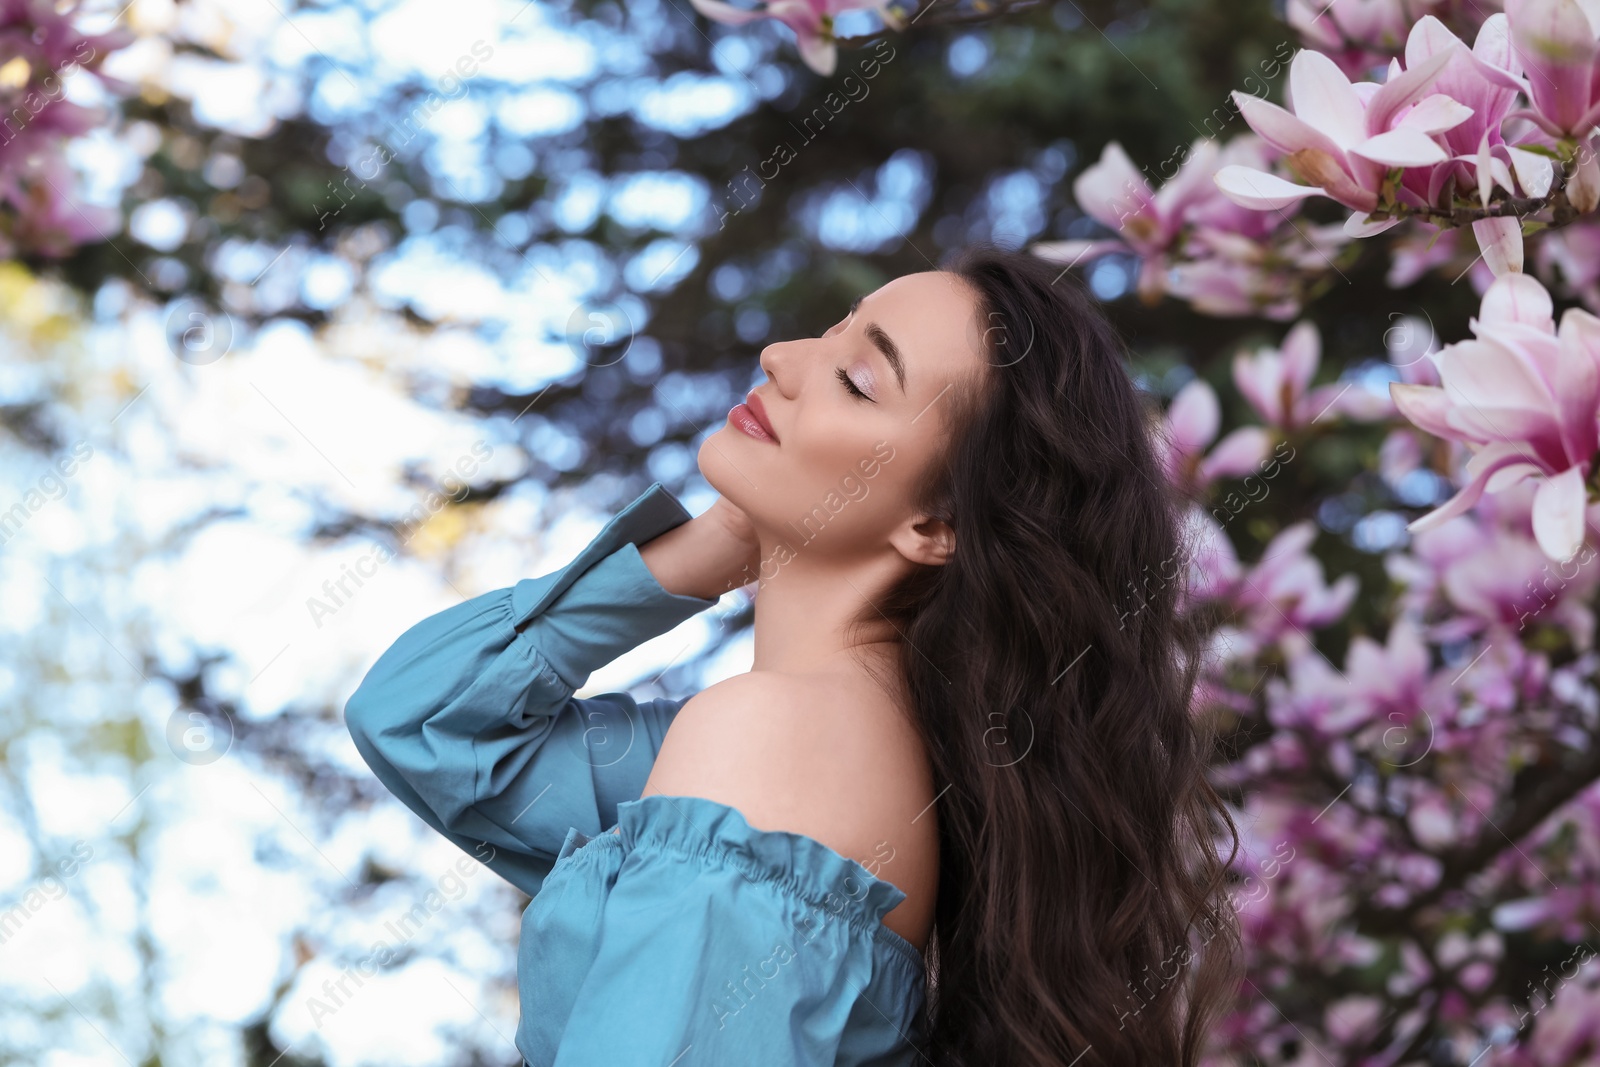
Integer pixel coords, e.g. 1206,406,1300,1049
634,494,762,602
343,483,746,897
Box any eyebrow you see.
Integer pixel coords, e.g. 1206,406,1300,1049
849,295,907,395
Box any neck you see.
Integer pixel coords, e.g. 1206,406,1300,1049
744,529,907,678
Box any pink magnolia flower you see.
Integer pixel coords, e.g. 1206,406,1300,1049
1379,427,1425,489
1286,0,1443,79
1213,40,1463,231
1032,136,1347,318
1441,524,1598,643
1158,377,1274,490
2,152,122,258
1405,14,1554,208
1264,645,1366,735
1032,138,1229,303
1390,271,1600,561
1324,994,1385,1046
1537,215,1600,311
1232,319,1383,429
1183,136,1286,241
1407,783,1465,849
1234,520,1360,646
687,0,903,75
1345,616,1430,718
1167,211,1351,321
0,0,133,258
1181,506,1244,605
1164,254,1305,320
1505,0,1600,139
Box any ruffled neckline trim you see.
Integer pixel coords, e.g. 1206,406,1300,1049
614,793,926,976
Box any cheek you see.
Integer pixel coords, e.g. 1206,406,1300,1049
805,410,890,474
800,417,922,504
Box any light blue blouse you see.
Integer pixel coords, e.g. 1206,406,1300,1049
343,482,929,1066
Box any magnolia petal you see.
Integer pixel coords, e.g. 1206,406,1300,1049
1471,216,1523,276
1570,138,1600,213
1490,155,1518,199
1477,270,1552,329
1200,426,1274,481
1389,615,1430,683
1471,14,1525,89
1485,461,1543,491
1504,144,1555,197
1287,48,1368,149
1408,470,1495,533
1284,148,1378,212
1166,378,1220,455
1351,127,1450,166
1345,210,1406,237
1414,444,1552,535
1398,93,1476,134
1532,465,1589,561
1280,319,1320,399
1258,521,1318,575
1442,402,1556,447
1511,0,1600,135
1389,382,1457,439
1438,335,1554,409
1213,165,1326,209
1465,439,1538,480
1576,96,1600,140
1029,238,1127,267
687,0,770,23
1477,129,1494,208
1492,897,1555,931
1234,347,1285,425
1365,47,1455,134
1153,137,1223,217
1557,307,1600,458
1404,14,1465,67
1232,91,1348,160
1559,305,1600,376
795,32,836,75
1298,572,1359,629
1074,142,1155,232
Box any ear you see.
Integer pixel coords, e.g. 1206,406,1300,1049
888,513,956,567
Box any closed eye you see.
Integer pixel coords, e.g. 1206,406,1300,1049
836,366,872,402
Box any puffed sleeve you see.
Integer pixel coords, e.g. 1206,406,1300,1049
342,482,720,898
544,795,926,1067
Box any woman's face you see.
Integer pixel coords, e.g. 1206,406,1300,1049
700,269,988,567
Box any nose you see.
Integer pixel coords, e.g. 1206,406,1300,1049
758,338,795,398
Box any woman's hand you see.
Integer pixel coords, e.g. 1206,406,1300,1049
638,495,764,601
701,495,761,579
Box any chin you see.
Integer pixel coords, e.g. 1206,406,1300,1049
697,429,750,492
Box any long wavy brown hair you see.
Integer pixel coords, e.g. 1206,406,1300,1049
847,243,1242,1066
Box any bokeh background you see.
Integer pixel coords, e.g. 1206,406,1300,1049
9,0,1600,1064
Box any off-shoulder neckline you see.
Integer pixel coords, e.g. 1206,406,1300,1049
610,792,928,975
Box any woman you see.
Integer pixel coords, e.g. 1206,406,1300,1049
344,242,1241,1067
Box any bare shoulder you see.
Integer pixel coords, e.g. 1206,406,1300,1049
645,671,933,849
642,671,940,947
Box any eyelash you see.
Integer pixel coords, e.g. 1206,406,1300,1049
824,312,870,402
835,366,870,402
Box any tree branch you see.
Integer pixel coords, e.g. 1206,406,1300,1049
1354,733,1600,935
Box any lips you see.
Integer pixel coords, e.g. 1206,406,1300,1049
743,390,779,442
